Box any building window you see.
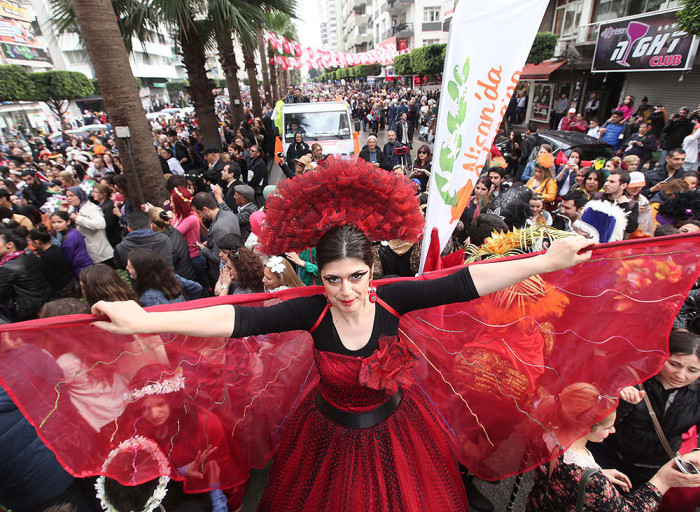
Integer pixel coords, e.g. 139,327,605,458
66,50,88,64
423,38,440,45
423,6,440,22
553,0,583,38
593,0,670,22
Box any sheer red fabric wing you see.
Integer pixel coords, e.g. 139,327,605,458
0,234,697,496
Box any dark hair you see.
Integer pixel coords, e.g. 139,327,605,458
191,191,217,211
469,214,508,247
527,123,538,133
128,248,183,300
562,189,588,209
126,210,151,231
224,161,241,180
166,174,188,191
51,210,74,231
29,227,51,244
669,148,686,159
0,189,10,201
669,331,700,359
218,232,244,253
159,146,173,158
226,247,264,292
608,170,630,185
487,166,505,179
113,174,128,194
39,298,90,318
0,206,13,220
654,224,680,237
316,224,374,272
476,175,492,190
612,109,624,117
104,477,160,512
201,168,221,185
0,227,27,250
80,264,138,306
583,168,605,190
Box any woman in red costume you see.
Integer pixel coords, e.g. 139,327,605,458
92,161,595,511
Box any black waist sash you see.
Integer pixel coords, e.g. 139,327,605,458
315,390,402,429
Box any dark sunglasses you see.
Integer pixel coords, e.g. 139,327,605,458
418,151,427,154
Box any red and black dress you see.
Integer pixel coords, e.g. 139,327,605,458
231,266,479,511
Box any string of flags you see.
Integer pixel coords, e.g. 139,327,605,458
264,31,408,70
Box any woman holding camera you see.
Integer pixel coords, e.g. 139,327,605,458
590,332,700,492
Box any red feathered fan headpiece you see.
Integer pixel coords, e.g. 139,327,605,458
259,157,425,255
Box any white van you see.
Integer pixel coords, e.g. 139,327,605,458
280,101,356,156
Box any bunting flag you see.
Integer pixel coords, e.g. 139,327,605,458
263,31,407,70
418,0,550,273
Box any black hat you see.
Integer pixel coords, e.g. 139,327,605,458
201,144,221,156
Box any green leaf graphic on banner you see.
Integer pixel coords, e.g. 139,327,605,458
448,81,459,101
462,57,470,84
447,112,457,133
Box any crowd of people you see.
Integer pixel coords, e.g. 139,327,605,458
0,78,699,512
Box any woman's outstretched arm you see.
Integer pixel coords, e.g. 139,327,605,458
91,301,235,338
469,236,594,298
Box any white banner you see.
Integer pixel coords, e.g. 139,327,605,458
418,0,549,273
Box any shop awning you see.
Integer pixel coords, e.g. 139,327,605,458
520,59,568,81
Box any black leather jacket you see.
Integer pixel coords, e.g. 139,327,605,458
0,253,50,321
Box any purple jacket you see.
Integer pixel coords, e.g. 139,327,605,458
61,229,93,277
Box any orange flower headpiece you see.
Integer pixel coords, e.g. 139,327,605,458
536,152,555,169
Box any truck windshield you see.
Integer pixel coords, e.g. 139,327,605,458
284,111,351,142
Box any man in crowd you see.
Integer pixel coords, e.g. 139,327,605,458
247,145,268,207
552,189,588,231
643,148,686,198
214,161,244,211
114,210,173,269
359,135,390,170
558,108,577,131
167,129,193,172
232,184,258,241
192,192,240,280
486,167,508,211
19,170,48,210
383,130,407,169
584,92,600,121
203,144,225,176
595,171,639,235
394,112,413,153
659,107,692,165
551,92,569,129
599,110,630,152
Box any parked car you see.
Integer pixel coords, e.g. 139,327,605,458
48,124,111,144
498,130,614,163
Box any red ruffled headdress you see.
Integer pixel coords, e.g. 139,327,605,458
258,158,425,255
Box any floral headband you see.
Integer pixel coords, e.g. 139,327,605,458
123,374,185,402
172,187,191,203
266,255,286,274
96,436,171,512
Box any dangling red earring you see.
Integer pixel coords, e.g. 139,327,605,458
368,282,377,303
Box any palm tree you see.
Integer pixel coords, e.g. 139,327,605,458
51,0,166,204
258,31,272,104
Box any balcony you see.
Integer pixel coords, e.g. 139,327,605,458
392,21,414,37
351,0,367,14
386,0,411,14
356,32,372,45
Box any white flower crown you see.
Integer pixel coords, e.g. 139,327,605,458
123,375,185,402
95,436,171,512
266,255,286,274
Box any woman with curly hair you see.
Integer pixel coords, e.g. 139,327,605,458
262,256,304,292
218,247,264,295
79,263,137,307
